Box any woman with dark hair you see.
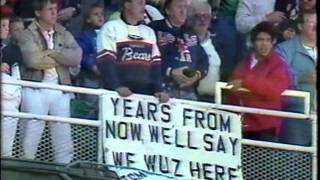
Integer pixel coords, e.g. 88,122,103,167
227,22,291,142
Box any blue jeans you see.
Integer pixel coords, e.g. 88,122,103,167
213,15,248,81
279,98,312,146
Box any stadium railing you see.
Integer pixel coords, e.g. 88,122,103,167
1,80,317,179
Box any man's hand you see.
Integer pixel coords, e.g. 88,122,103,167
154,92,170,103
265,11,286,23
171,66,189,85
91,65,101,76
1,63,10,73
179,73,200,89
227,79,243,91
58,7,76,22
300,72,316,84
116,87,133,97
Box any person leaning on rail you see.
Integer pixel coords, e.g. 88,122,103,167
227,22,291,142
16,0,82,163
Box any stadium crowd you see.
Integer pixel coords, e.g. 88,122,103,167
1,0,317,163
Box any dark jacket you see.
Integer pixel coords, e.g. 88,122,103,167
148,19,209,90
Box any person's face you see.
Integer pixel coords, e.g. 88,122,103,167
125,0,146,22
282,27,296,40
35,2,58,26
10,21,25,41
87,7,105,28
301,0,316,11
192,7,212,34
300,13,317,41
0,19,9,40
166,0,188,27
253,32,274,58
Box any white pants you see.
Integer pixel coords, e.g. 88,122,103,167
1,73,21,157
21,88,73,163
1,97,21,157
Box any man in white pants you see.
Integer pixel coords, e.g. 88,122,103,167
17,0,82,163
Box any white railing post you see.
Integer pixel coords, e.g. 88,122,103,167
311,113,317,180
97,93,109,164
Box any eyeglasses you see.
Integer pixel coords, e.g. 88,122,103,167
193,13,211,20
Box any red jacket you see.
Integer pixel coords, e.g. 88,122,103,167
228,51,291,134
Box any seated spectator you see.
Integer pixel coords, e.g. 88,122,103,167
73,3,105,120
96,0,169,103
228,22,291,142
187,0,221,103
17,0,82,163
1,14,23,157
149,0,209,100
235,0,286,34
277,19,298,43
108,1,164,24
276,10,316,146
9,16,25,44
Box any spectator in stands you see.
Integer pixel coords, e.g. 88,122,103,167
96,0,169,103
300,0,316,12
0,0,16,17
228,22,291,142
277,19,298,43
1,15,23,157
108,0,164,25
17,0,82,163
149,0,209,100
235,0,286,34
187,0,221,103
9,17,24,44
275,0,299,21
276,10,317,146
211,0,247,82
73,3,105,120
14,0,81,27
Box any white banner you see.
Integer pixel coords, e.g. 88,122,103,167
103,93,243,179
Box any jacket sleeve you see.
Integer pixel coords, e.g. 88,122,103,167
49,31,82,67
76,34,96,70
195,44,209,80
149,29,163,93
235,0,267,33
242,61,291,100
17,30,58,70
96,23,121,90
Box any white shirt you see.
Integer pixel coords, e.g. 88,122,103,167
42,30,58,84
303,44,317,63
197,37,221,96
250,55,259,69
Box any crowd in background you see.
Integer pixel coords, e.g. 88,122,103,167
1,0,317,163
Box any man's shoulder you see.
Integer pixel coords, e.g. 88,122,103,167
277,37,300,50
